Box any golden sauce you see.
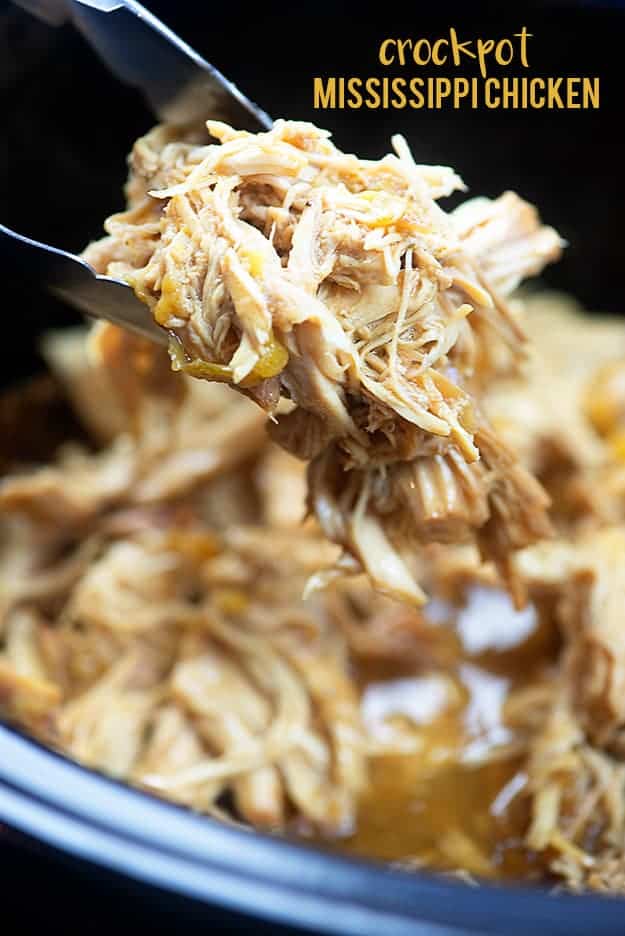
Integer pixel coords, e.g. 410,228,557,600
343,754,530,879
320,588,559,881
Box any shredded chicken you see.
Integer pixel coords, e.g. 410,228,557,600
1,117,624,893
0,329,369,832
1,474,366,831
84,120,562,603
506,527,625,887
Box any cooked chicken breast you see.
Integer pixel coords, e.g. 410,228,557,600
84,119,562,603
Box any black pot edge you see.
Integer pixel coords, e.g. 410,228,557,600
0,722,623,936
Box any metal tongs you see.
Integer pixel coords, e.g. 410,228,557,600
1,0,272,344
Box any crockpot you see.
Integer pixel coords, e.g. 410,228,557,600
1,1,623,932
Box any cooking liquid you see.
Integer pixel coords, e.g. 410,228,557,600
320,586,560,881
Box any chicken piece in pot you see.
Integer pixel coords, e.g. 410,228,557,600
84,119,562,603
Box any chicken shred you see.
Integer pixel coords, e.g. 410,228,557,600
84,119,562,603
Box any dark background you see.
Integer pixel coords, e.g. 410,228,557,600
0,1,624,933
0,824,319,936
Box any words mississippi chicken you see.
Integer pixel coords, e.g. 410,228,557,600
312,28,600,111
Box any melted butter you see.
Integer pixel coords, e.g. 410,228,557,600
456,586,536,655
460,664,512,764
316,590,559,881
338,682,541,879
361,674,452,742
341,753,530,879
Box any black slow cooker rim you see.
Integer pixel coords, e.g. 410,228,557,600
0,721,621,936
